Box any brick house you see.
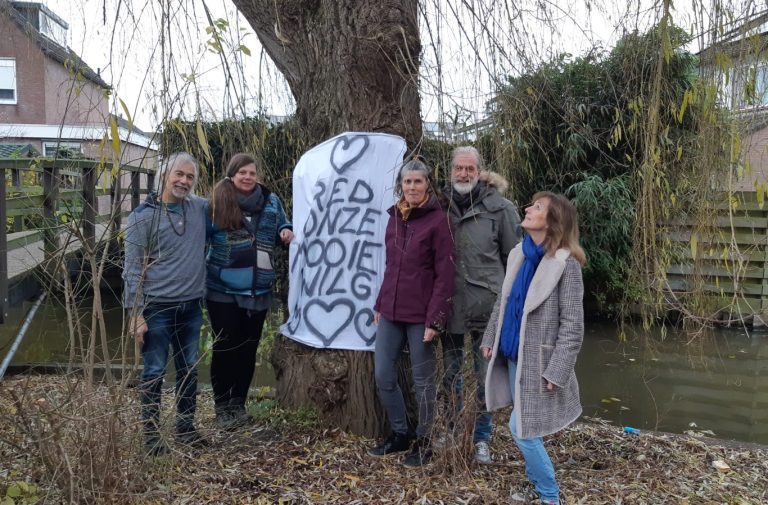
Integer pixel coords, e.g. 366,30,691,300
699,11,768,192
0,0,157,212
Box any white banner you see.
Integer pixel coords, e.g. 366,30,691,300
281,132,406,350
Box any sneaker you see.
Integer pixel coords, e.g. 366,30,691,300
510,486,559,505
510,485,537,502
474,441,491,464
368,431,412,456
432,432,455,449
176,429,209,448
403,437,433,467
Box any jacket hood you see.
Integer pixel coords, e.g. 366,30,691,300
478,171,509,195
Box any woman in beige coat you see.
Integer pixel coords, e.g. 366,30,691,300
480,192,586,505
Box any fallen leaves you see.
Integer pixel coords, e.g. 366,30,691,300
1,376,767,504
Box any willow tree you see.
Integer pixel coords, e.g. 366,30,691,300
231,0,422,437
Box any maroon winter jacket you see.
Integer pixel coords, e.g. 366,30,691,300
374,196,455,329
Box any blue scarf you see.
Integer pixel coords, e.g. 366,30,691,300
499,235,545,361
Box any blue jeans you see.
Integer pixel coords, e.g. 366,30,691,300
139,299,202,436
374,317,436,438
507,361,560,504
442,331,492,443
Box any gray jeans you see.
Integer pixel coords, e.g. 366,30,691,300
374,316,436,438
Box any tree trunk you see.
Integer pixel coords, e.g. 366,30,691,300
232,0,422,147
234,0,422,438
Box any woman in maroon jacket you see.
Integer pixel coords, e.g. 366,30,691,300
368,155,455,467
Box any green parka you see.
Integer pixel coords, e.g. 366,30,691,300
446,171,522,334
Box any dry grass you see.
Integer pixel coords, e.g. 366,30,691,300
1,375,766,504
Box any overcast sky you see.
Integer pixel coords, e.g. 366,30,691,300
39,0,731,132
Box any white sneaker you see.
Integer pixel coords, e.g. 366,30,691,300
474,441,491,464
433,433,453,449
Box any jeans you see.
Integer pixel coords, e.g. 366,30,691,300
507,361,560,503
374,317,436,438
441,330,492,443
139,299,203,436
207,299,267,409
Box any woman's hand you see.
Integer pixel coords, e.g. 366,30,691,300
374,311,380,325
545,380,557,391
280,229,294,244
423,327,438,343
481,346,492,360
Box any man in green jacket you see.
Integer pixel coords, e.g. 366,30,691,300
441,146,521,464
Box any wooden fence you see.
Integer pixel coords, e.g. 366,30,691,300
664,191,768,324
0,158,155,323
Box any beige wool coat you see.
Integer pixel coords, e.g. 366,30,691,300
481,244,584,439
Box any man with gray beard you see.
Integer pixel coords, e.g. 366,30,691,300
123,152,209,456
441,146,521,463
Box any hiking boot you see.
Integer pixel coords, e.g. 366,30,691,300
229,398,254,428
474,441,491,464
176,429,209,448
215,402,238,430
144,436,169,457
403,437,433,467
368,431,412,456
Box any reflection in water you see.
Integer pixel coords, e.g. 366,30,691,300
578,322,768,444
0,295,275,387
2,301,767,444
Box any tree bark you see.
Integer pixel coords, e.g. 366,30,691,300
234,0,422,438
232,0,422,147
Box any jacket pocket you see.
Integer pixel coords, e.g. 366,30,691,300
538,344,555,393
256,249,274,271
210,265,253,291
464,266,503,326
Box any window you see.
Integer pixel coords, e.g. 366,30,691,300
38,11,68,47
43,141,82,158
727,63,768,109
0,58,16,104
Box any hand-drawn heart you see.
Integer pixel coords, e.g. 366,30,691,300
330,135,370,174
303,298,355,347
354,309,376,347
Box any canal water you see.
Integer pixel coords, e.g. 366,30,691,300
2,297,767,445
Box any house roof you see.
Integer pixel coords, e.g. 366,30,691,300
0,143,39,157
0,0,110,89
698,9,768,59
112,113,151,137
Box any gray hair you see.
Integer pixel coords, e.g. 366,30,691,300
451,145,484,170
155,152,199,193
395,157,432,197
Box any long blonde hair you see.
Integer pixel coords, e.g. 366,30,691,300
533,191,587,266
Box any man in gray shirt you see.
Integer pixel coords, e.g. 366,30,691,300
123,152,208,456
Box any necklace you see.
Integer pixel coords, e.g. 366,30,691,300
165,200,186,236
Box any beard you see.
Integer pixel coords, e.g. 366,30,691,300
452,178,477,195
170,185,190,199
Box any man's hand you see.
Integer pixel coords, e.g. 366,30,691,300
374,311,380,325
481,346,492,360
131,314,148,346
